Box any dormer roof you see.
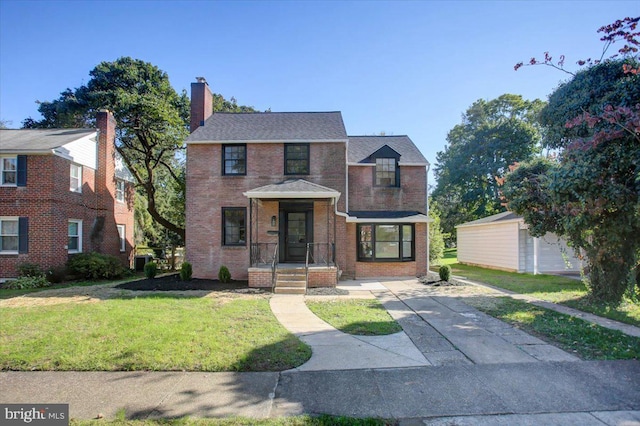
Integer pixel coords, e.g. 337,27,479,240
348,135,429,166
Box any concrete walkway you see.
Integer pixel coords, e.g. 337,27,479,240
453,275,640,338
270,294,429,370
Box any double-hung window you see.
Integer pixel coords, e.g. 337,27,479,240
0,217,19,253
285,144,310,175
115,179,125,202
375,158,398,187
68,220,82,253
222,145,246,175
357,224,414,261
117,224,126,252
222,208,246,246
1,157,17,185
70,164,82,192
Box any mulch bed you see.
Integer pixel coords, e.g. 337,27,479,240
115,274,251,291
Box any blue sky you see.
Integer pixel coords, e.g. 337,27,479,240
0,1,636,184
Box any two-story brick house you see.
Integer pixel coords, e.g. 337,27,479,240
0,110,135,279
185,80,429,290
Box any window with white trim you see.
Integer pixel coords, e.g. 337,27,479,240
117,224,126,252
1,157,17,185
68,220,82,253
0,217,19,253
115,179,125,202
70,164,82,193
357,224,414,261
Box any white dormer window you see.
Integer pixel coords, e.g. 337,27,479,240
70,164,82,193
115,179,125,203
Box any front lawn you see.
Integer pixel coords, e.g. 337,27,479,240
0,296,311,371
306,298,402,335
450,262,640,327
0,276,139,300
466,296,640,360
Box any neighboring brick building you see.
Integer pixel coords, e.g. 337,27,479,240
185,80,430,289
0,110,135,279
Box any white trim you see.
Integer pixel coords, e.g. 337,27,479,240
68,219,82,253
0,156,17,186
186,138,349,145
0,216,19,254
115,179,125,203
117,224,126,252
346,214,431,223
69,163,82,193
456,218,523,229
347,162,430,167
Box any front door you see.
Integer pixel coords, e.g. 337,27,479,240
280,203,313,262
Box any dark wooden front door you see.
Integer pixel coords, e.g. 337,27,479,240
280,203,313,262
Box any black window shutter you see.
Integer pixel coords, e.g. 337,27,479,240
17,155,27,186
395,162,400,187
18,217,28,253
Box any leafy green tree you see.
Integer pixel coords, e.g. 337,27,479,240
428,200,446,264
506,18,640,303
432,94,545,241
22,57,254,244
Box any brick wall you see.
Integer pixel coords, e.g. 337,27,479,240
348,165,426,212
0,111,134,278
186,141,347,280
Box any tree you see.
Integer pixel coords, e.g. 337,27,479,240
506,18,640,303
432,94,545,241
428,200,446,264
23,57,255,244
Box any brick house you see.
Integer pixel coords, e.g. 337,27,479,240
0,110,135,279
185,80,430,291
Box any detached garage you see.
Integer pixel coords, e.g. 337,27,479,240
456,212,582,274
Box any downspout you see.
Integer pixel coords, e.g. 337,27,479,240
533,236,540,275
426,162,431,275
334,139,349,219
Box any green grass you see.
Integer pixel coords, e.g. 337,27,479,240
436,247,458,266
466,296,640,360
450,262,640,327
306,299,402,335
71,416,394,426
0,296,310,371
0,275,143,299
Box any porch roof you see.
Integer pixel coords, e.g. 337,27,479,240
346,210,431,223
243,179,341,199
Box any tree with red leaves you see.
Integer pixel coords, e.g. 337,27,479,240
504,17,640,304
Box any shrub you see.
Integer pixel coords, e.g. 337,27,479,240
218,265,231,283
144,261,158,279
67,252,126,280
180,262,193,281
439,265,451,282
46,266,67,284
3,275,49,290
17,262,43,278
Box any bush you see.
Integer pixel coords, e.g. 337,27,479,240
67,252,127,280
144,261,158,279
218,265,231,283
180,262,193,281
439,265,451,282
17,262,43,278
46,266,67,284
3,275,49,290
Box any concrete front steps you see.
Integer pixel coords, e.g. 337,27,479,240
274,268,307,294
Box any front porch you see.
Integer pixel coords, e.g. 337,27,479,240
243,179,342,291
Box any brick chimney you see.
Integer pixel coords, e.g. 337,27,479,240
190,77,213,133
93,109,117,250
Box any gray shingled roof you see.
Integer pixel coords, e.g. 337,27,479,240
243,179,341,199
456,211,522,228
0,129,96,152
187,112,347,142
348,135,429,165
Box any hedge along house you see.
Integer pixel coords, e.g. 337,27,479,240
0,111,135,280
185,79,430,292
456,211,582,274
